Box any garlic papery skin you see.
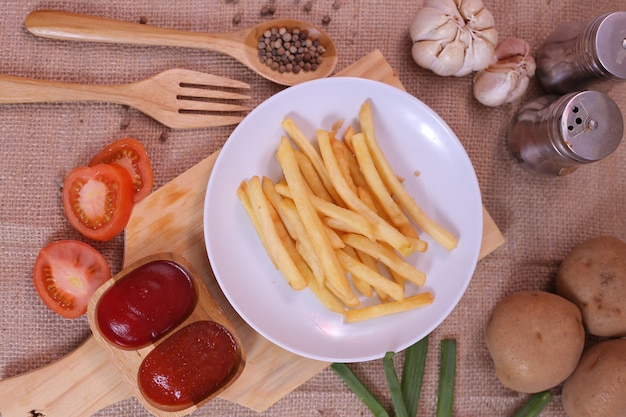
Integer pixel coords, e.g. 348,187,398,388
473,37,536,107
410,0,498,77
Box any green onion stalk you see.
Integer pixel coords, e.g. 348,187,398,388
330,362,390,417
436,338,457,417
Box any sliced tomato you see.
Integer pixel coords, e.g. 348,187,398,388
33,240,111,318
62,163,135,241
89,138,154,202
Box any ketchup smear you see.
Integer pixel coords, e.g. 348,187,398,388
138,320,241,411
96,259,197,349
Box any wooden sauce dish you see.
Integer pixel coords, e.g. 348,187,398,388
87,252,245,417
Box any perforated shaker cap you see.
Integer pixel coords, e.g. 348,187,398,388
594,11,626,80
559,90,624,162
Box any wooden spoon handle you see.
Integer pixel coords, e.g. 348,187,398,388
0,336,132,417
25,10,246,59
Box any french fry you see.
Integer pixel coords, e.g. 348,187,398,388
274,181,291,198
306,273,346,314
353,171,427,251
317,129,416,257
294,150,334,202
343,124,356,146
332,136,369,196
356,186,386,220
261,176,297,241
324,223,346,249
275,136,359,307
342,233,426,287
344,292,435,323
331,119,345,137
336,249,404,301
281,117,342,203
340,245,373,298
334,141,357,195
325,217,370,237
314,199,375,241
351,132,412,231
277,197,325,286
355,247,390,301
237,182,278,269
359,100,458,250
245,176,307,290
356,185,427,253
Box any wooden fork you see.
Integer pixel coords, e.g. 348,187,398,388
0,69,251,128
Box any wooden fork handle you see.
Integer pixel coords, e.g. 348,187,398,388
0,335,132,417
0,74,130,104
25,10,245,59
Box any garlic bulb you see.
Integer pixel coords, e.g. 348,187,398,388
473,37,536,107
410,0,498,77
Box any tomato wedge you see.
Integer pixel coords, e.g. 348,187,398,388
62,163,135,241
33,240,111,318
89,138,154,202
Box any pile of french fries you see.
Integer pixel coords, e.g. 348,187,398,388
237,100,458,322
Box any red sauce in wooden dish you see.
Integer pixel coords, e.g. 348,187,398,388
96,259,197,349
138,320,241,411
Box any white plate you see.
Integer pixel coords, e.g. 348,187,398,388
204,77,483,363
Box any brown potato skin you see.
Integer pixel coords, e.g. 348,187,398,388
556,236,626,337
562,338,626,417
485,290,585,393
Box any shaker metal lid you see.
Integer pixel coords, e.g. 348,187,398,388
594,11,626,80
560,90,623,162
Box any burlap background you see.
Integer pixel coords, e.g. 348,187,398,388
2,1,626,416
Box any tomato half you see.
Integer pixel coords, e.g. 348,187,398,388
62,163,135,241
33,240,111,318
89,138,154,202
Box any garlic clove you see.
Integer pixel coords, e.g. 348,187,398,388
472,37,536,106
425,0,462,20
494,37,532,61
412,39,466,77
473,70,520,107
468,37,498,72
434,41,468,76
460,0,496,30
410,9,457,42
473,26,499,49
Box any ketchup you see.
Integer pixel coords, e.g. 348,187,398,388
138,320,241,411
96,260,197,349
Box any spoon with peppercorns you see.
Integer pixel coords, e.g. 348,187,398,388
25,10,338,86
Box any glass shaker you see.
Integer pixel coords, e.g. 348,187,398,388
508,90,623,176
536,11,626,94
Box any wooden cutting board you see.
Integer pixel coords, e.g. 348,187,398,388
124,49,505,411
0,49,504,417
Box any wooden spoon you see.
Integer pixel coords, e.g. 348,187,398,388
24,10,339,86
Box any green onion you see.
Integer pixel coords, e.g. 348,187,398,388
401,335,429,417
383,352,409,417
436,338,457,417
513,391,553,417
330,362,390,417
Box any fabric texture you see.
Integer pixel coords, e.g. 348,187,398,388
1,1,625,416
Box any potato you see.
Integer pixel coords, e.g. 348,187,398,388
561,338,626,417
556,236,626,337
484,290,585,393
